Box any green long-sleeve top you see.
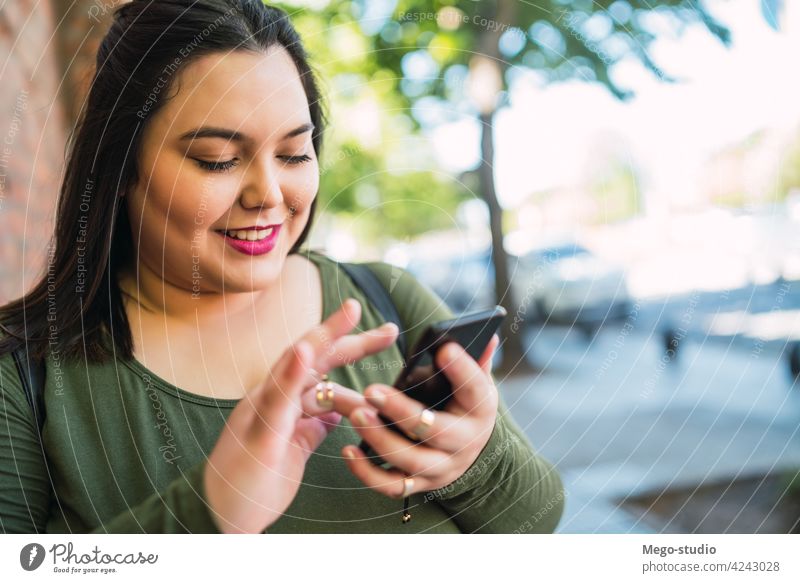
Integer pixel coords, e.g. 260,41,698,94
0,249,564,534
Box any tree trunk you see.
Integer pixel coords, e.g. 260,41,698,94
477,111,537,376
475,0,537,375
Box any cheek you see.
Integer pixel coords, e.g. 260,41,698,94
289,167,319,208
168,172,224,227
286,169,318,229
149,165,231,229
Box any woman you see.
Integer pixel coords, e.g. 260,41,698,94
0,0,563,534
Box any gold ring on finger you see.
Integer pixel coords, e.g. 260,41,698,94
407,408,435,441
315,381,335,410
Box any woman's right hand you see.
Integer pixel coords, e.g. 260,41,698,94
202,298,397,533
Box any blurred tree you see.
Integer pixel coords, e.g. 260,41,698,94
276,0,734,374
587,162,641,223
776,133,800,203
273,2,471,244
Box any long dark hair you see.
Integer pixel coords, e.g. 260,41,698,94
0,0,326,364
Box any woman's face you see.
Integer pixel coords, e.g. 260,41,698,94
125,46,319,295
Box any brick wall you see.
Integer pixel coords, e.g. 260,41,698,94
0,0,120,304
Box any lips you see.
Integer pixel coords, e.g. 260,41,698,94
220,225,278,241
216,223,282,256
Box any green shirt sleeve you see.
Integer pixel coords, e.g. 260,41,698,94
426,395,565,533
90,462,222,534
0,353,222,534
0,354,51,534
364,262,565,533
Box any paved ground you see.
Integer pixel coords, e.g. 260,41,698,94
496,324,800,533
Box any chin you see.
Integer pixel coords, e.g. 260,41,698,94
225,264,284,290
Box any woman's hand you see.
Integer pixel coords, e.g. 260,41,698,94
203,298,398,533
340,334,501,499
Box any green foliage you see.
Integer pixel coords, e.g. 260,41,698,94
316,139,470,239
775,134,800,202
270,0,733,239
589,161,641,223
372,0,731,106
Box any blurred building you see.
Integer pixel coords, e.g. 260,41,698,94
0,0,116,303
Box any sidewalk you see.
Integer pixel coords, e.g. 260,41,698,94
496,326,800,533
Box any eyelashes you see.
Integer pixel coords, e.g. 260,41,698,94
194,158,239,173
193,154,313,173
280,154,312,165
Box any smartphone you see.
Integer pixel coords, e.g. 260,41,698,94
358,305,507,466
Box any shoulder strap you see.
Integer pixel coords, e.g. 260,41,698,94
337,262,415,523
338,262,408,360
11,346,46,437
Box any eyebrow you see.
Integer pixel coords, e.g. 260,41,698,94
178,122,315,143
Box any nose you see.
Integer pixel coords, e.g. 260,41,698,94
238,156,283,210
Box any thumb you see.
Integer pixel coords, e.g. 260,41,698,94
293,412,342,462
258,340,316,436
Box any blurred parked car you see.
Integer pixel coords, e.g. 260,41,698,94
407,246,522,314
515,243,633,334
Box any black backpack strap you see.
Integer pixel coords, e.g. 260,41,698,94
11,346,46,437
339,262,408,361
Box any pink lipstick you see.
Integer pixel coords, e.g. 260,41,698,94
216,224,282,256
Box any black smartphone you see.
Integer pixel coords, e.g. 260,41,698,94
358,305,507,466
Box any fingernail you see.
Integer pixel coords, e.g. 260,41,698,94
365,386,386,408
352,408,372,426
381,322,398,332
322,412,342,426
440,343,458,363
343,447,356,460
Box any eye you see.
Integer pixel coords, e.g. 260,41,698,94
193,158,239,173
278,154,312,165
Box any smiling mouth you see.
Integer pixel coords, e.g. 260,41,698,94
216,225,279,241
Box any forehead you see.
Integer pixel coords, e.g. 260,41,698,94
157,47,310,138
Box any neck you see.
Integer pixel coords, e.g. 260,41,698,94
117,259,277,326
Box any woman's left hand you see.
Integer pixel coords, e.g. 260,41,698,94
340,334,501,498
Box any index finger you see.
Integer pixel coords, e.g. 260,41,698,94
253,299,363,423
293,298,363,367
315,322,399,372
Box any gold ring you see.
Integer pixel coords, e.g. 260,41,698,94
400,475,415,498
315,381,335,410
407,408,435,441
